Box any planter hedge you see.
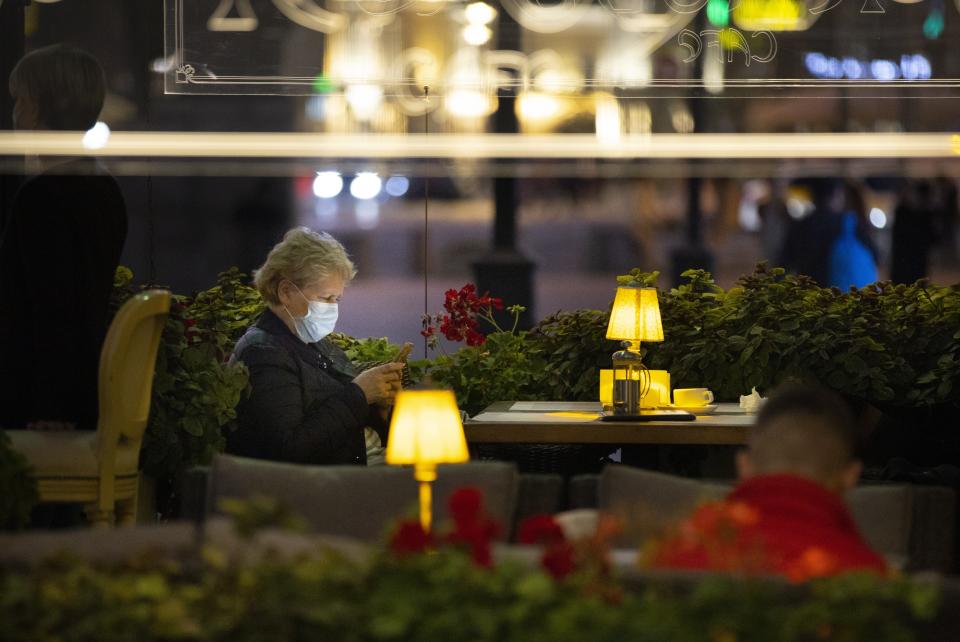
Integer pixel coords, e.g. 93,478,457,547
0,542,939,642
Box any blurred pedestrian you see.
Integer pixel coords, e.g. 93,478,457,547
828,180,878,289
891,180,937,284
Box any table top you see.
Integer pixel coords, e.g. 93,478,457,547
464,401,752,445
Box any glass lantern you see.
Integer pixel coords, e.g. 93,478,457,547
611,342,650,415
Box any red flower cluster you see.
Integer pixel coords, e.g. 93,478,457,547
678,500,759,543
517,514,576,580
785,546,840,583
389,520,433,557
517,514,565,545
421,284,503,348
388,486,501,568
444,487,501,567
653,500,770,575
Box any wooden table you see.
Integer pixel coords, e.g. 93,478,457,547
464,401,752,446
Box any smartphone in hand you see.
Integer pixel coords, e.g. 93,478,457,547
392,342,414,388
392,342,414,363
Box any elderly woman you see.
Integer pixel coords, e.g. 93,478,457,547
228,228,403,465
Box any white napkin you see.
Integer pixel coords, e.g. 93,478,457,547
739,387,765,413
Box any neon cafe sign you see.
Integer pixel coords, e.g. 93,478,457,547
804,52,932,81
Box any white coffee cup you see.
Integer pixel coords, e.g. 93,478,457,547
673,388,714,407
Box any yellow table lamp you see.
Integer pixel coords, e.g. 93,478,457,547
386,389,469,532
605,286,664,415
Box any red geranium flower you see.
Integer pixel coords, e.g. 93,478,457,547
517,514,578,579
427,283,517,349
517,514,565,546
477,295,504,311
449,487,483,524
542,541,577,579
445,487,502,567
786,547,839,583
440,315,464,341
447,524,495,568
389,520,433,557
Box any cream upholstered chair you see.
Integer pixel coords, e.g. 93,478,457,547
8,289,170,527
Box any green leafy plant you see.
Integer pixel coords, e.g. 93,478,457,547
112,268,261,480
329,333,430,384
183,267,267,353
429,331,539,413
525,309,620,402
494,264,960,410
218,494,308,538
0,430,37,531
645,265,958,406
141,272,260,480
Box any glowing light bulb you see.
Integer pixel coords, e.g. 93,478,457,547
350,172,382,200
462,24,492,46
82,121,110,150
465,2,497,24
595,95,621,143
707,0,730,27
517,92,562,122
385,176,410,197
869,207,887,229
313,171,343,198
345,84,384,121
446,90,494,118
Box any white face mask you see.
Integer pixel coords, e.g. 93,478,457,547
283,284,338,343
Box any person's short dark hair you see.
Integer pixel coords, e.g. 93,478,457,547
8,44,105,131
750,383,859,482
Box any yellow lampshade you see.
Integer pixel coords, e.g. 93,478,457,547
606,286,664,343
386,389,469,467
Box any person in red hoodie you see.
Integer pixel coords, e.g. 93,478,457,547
653,384,886,581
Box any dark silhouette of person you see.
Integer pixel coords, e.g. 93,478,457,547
934,177,958,264
0,44,127,432
779,178,845,286
891,180,937,284
779,178,878,287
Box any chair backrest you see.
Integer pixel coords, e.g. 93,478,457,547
598,466,729,545
95,289,171,473
206,454,520,541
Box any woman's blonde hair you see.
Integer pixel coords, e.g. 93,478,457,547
254,228,357,305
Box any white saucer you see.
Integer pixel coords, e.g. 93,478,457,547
669,404,719,415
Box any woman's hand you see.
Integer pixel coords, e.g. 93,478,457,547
353,362,404,406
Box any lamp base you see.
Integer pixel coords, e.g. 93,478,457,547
414,464,437,533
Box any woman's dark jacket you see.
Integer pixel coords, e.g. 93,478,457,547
227,308,386,465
